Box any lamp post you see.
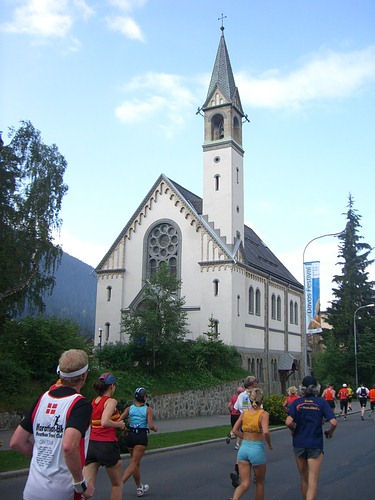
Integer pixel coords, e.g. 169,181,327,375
353,304,375,388
302,231,342,376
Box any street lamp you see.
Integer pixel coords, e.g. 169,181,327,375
302,231,343,376
353,304,375,388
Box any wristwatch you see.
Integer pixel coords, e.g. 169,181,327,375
73,479,87,494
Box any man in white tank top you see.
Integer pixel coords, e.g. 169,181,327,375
10,349,94,500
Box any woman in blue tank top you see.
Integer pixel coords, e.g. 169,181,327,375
121,387,158,497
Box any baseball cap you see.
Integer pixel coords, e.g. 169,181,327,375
99,373,118,385
302,375,317,387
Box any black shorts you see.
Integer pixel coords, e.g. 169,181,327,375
231,414,240,427
359,397,367,407
85,440,121,468
126,429,148,448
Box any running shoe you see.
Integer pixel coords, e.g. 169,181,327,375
136,484,149,497
230,472,240,488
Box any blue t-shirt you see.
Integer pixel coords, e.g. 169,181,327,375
288,396,335,449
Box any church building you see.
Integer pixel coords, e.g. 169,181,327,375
94,27,304,393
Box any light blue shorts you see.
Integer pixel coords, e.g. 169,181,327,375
237,440,266,466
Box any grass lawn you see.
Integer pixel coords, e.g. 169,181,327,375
0,425,230,473
0,450,31,473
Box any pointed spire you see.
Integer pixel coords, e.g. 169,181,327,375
203,28,244,115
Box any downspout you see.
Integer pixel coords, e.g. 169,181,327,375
265,276,271,395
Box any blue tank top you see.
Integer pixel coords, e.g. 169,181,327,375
129,404,148,428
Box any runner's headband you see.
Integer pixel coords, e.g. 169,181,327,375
57,364,89,378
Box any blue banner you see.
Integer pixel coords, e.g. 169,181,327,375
304,261,322,334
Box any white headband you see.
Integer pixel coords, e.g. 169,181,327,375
57,364,89,378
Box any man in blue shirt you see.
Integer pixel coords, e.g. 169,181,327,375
285,375,337,500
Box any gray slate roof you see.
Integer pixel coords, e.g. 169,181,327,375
203,32,244,114
169,178,302,290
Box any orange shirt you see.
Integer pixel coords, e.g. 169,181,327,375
368,388,375,402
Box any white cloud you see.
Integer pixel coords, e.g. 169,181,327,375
115,45,375,134
115,72,198,135
108,0,147,12
0,0,93,37
106,15,145,41
237,46,375,111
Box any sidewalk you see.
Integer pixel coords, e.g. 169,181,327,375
0,400,365,450
0,413,230,451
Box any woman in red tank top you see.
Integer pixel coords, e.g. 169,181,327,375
84,373,126,500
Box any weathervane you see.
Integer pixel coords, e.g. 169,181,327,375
218,13,227,31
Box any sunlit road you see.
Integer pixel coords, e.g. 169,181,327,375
1,412,374,499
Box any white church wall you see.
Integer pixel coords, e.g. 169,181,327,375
203,146,244,244
288,333,302,353
269,330,285,350
239,328,265,349
95,273,124,344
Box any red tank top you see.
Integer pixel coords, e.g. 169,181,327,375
90,395,120,441
325,388,334,401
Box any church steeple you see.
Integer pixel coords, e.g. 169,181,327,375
202,25,246,246
203,27,244,118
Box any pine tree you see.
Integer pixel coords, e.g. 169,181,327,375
322,194,375,385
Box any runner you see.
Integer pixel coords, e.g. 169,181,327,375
337,384,349,420
356,383,369,420
321,384,336,411
368,384,375,419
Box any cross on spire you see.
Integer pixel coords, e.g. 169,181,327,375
218,13,227,31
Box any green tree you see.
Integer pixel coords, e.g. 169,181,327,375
0,316,91,409
316,194,375,386
121,264,189,373
0,122,68,322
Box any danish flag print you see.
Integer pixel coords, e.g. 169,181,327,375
46,403,58,414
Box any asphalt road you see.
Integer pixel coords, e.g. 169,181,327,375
1,412,374,499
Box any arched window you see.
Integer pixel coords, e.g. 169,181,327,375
236,167,239,184
237,294,241,316
294,302,298,325
257,358,263,382
146,221,180,279
106,285,112,302
213,279,219,296
105,322,110,342
290,300,294,324
214,174,220,191
211,113,224,140
271,294,276,319
255,289,261,316
271,359,278,381
233,115,241,144
248,286,254,314
277,295,281,321
248,358,256,377
213,319,219,335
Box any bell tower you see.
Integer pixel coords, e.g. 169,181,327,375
201,25,247,247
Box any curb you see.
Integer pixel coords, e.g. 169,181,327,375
0,426,286,480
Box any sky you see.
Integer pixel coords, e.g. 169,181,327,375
1,0,375,310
